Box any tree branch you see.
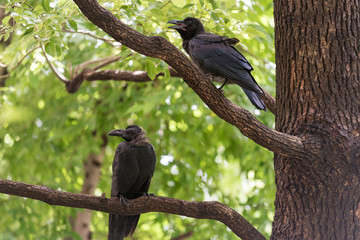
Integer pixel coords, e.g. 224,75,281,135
0,179,266,240
87,69,177,81
73,55,124,75
72,0,310,158
261,91,276,114
66,66,181,93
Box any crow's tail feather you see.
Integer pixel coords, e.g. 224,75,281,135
108,214,140,240
242,88,267,111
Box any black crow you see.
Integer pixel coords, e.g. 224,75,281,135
168,17,266,111
107,125,156,240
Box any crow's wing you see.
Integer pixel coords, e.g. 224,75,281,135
188,34,263,95
132,143,156,194
111,142,139,198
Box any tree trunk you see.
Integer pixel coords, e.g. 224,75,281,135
72,136,107,240
272,0,360,239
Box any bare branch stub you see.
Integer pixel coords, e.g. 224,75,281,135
0,179,266,240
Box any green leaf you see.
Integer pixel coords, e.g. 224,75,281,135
210,12,219,21
245,25,267,39
33,5,45,14
3,32,11,42
230,12,246,22
23,27,34,36
172,0,186,8
183,3,195,8
208,0,218,9
2,15,12,26
163,68,170,82
68,20,78,32
55,44,62,56
145,60,157,80
41,0,51,13
149,9,164,17
44,42,56,56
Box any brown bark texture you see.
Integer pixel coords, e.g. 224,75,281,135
272,0,360,239
0,179,266,240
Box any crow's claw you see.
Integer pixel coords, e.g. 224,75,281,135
118,195,129,206
141,192,154,199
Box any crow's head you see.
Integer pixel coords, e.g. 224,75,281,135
108,125,147,142
167,17,205,40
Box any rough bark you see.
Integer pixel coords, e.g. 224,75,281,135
272,0,360,239
0,179,266,240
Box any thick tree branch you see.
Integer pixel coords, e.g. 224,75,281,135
0,179,266,240
72,0,310,158
261,91,276,114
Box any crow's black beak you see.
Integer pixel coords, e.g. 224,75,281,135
167,20,186,30
107,129,125,137
108,129,131,141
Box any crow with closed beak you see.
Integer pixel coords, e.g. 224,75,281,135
168,17,266,111
107,125,156,240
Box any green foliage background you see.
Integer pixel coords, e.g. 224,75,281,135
0,0,275,239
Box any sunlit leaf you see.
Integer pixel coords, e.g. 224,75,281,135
44,42,56,56
23,27,34,36
67,20,78,32
41,0,51,13
208,0,218,9
172,0,186,8
145,60,157,80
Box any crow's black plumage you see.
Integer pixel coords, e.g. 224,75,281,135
107,125,156,240
168,17,267,111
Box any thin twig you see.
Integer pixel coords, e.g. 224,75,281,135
74,55,121,75
62,27,116,46
0,45,40,79
40,43,69,83
93,55,123,71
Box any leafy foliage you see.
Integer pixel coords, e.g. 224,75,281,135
0,0,275,239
